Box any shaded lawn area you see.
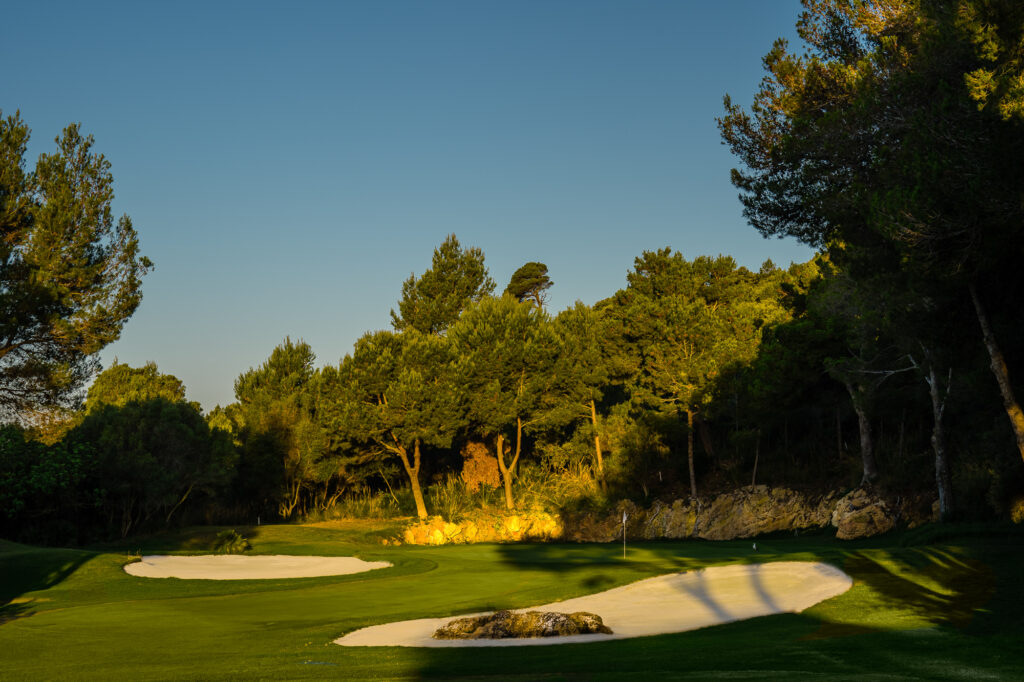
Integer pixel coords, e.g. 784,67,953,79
0,523,1021,680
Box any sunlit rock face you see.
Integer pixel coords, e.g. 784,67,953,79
831,488,897,539
694,486,831,540
643,499,698,539
397,486,936,545
402,511,562,545
433,610,612,640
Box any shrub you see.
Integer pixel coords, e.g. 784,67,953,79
212,529,251,553
331,485,407,519
460,441,501,492
428,474,472,521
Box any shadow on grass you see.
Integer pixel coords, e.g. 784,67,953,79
400,535,1016,680
0,542,94,624
859,547,992,625
92,525,264,555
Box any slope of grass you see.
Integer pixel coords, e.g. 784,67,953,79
1,522,1021,680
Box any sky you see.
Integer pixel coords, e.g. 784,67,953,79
3,0,815,411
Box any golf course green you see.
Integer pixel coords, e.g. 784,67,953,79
1,521,1021,680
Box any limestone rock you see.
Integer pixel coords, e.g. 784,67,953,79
832,488,896,539
642,499,697,539
433,610,612,640
694,486,825,540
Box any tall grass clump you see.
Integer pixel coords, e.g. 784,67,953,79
331,485,409,519
427,474,473,521
212,529,251,554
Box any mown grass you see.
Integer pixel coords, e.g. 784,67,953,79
1,522,1021,680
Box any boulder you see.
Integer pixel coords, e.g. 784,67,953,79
433,610,612,640
831,488,896,539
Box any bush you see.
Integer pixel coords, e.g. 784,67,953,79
212,529,251,554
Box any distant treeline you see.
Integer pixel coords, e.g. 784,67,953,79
2,234,1022,543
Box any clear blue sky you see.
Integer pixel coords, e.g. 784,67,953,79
3,0,814,411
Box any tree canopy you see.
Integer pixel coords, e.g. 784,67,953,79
390,234,495,335
719,0,1024,462
504,262,553,309
85,361,190,413
0,112,151,417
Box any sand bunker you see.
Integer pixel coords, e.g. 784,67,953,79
125,554,391,580
334,561,851,647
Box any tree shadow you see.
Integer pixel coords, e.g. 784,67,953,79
0,543,94,624
837,547,993,629
92,525,263,555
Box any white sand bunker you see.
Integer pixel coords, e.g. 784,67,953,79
125,554,391,580
335,561,851,647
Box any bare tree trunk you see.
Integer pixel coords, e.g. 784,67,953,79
751,428,760,487
590,400,606,490
495,434,515,510
846,382,878,484
514,417,522,478
164,482,195,524
278,480,302,519
393,436,427,518
686,409,697,498
925,364,953,520
970,283,1024,462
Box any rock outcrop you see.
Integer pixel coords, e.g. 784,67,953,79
433,610,612,640
399,486,936,546
831,488,896,540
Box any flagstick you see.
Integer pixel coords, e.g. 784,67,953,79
622,511,627,559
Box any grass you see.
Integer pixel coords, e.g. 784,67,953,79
0,523,1021,680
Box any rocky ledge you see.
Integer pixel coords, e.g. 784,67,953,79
399,485,938,545
433,610,613,640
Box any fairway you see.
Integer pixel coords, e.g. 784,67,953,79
2,522,1022,680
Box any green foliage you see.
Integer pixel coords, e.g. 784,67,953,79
212,529,251,554
85,361,192,413
320,328,465,518
328,484,408,519
0,111,151,416
390,234,495,335
231,338,342,520
449,295,561,508
504,261,553,308
427,474,473,522
0,425,90,542
69,398,236,537
450,296,560,439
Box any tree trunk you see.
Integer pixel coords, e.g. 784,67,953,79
278,480,302,519
836,406,843,461
393,437,427,518
513,417,523,478
970,283,1024,462
686,409,697,498
590,400,606,490
164,482,195,525
898,409,906,463
751,428,760,487
845,382,878,484
495,434,515,510
695,413,715,457
925,364,953,520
